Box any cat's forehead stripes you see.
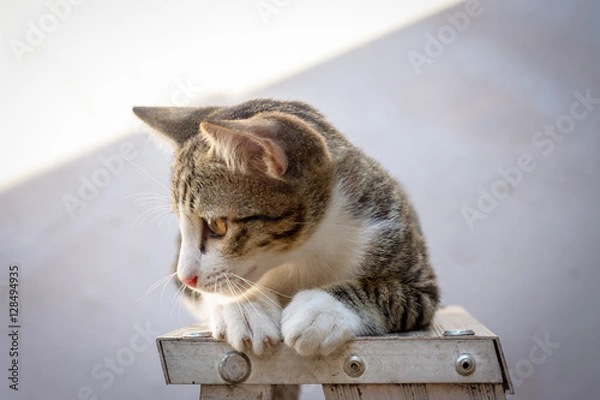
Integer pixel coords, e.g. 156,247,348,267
221,207,308,257
172,143,303,215
232,213,291,224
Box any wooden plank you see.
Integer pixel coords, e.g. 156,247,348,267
198,384,299,400
430,306,496,337
322,383,506,400
199,384,275,400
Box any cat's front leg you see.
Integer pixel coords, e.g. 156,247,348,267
209,294,282,355
282,278,438,356
281,289,363,356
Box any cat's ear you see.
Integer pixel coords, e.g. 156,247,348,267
199,119,288,178
132,106,220,151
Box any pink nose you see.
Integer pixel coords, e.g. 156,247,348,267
181,276,198,288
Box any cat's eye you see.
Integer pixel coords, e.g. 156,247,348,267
207,217,227,237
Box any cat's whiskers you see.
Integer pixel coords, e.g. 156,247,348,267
148,206,174,227
157,211,173,229
130,206,169,230
231,273,291,300
224,277,251,329
131,198,170,206
136,272,177,303
230,276,283,311
127,191,175,231
159,274,178,307
171,280,186,301
169,283,187,316
130,204,173,230
126,192,171,203
228,278,273,330
177,286,185,322
243,284,282,311
225,276,244,302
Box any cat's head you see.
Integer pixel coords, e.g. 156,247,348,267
134,100,333,297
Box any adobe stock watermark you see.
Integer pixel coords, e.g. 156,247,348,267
66,321,159,400
462,89,599,230
169,76,204,107
7,264,21,392
509,333,560,387
62,142,138,219
256,0,292,25
9,0,87,63
407,0,494,76
130,76,204,135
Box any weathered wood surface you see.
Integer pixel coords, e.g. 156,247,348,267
198,384,275,400
322,383,507,400
199,384,299,400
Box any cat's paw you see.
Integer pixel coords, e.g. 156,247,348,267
209,298,281,356
281,290,362,356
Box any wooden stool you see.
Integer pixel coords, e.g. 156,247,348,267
156,305,514,399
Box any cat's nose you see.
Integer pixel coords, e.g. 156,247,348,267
180,276,198,288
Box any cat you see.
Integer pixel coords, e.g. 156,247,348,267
134,98,440,357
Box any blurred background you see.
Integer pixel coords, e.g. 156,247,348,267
1,0,599,399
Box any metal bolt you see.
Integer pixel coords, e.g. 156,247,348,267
185,332,207,338
218,352,251,383
455,354,476,376
443,329,475,336
343,355,366,378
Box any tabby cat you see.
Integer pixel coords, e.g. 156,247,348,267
134,99,439,357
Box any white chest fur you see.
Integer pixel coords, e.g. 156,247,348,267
258,182,383,298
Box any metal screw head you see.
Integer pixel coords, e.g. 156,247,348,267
185,332,207,338
455,354,476,376
443,329,475,337
344,355,366,378
218,352,251,383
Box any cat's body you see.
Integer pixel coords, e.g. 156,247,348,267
134,99,439,357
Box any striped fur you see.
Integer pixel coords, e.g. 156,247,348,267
134,99,440,357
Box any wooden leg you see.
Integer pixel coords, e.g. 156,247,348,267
273,385,300,399
322,383,506,400
199,384,276,400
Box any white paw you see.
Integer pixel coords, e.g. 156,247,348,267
209,297,281,356
281,290,363,356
